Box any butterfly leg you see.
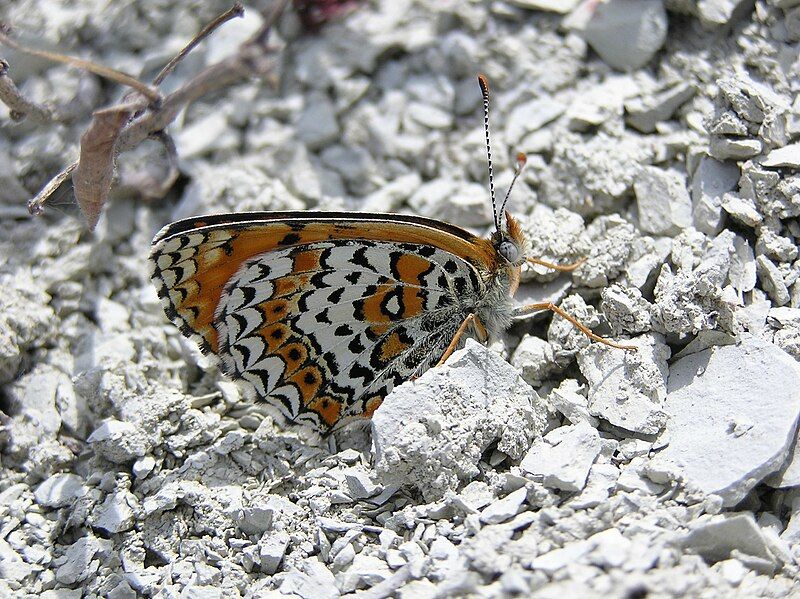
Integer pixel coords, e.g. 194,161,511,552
517,302,637,351
435,313,488,367
527,256,586,272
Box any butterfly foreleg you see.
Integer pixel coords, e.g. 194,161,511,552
516,302,637,351
526,256,586,272
435,312,488,367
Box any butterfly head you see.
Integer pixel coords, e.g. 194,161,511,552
492,210,526,266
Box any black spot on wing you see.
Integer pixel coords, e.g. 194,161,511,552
335,324,354,337
279,232,301,246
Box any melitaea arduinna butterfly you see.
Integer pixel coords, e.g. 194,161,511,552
150,75,635,434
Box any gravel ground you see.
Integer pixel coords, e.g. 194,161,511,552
2,0,800,597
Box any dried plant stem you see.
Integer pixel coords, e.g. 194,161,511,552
0,59,56,122
0,29,160,102
19,0,291,227
153,2,245,86
28,161,78,215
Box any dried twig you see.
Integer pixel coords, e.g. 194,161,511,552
18,0,291,229
0,28,161,102
153,2,244,86
0,59,55,122
28,161,78,215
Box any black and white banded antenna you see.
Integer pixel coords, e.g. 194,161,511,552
499,151,527,221
477,74,500,232
478,75,527,233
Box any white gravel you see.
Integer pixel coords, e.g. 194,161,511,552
3,0,800,597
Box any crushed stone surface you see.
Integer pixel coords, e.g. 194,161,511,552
2,0,800,597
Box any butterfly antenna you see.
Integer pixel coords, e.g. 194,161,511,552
478,74,500,232
498,152,527,219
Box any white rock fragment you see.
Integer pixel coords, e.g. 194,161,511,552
507,0,580,12
337,554,391,593
407,101,453,130
601,284,653,335
479,487,528,525
279,558,337,599
578,334,670,435
372,339,546,501
175,111,237,158
296,93,340,150
132,455,156,480
259,532,290,575
729,235,757,295
681,513,779,573
618,457,666,495
7,363,66,439
510,334,557,387
504,97,566,145
634,166,693,236
530,540,592,574
710,137,762,161
87,419,149,463
697,0,756,26
691,156,740,235
625,83,696,133
55,536,102,584
567,463,620,509
761,142,800,168
648,335,800,506
34,473,85,508
580,0,667,71
342,467,382,500
408,179,493,228
586,528,632,569
756,255,790,306
721,192,763,227
92,490,137,534
520,421,601,492
546,379,598,427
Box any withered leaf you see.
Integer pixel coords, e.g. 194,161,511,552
72,104,138,230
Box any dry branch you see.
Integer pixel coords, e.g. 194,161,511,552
3,0,292,229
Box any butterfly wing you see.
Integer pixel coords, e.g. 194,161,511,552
150,212,497,432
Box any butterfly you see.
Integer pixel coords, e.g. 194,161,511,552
150,75,634,434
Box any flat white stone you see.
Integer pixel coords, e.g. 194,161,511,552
648,335,800,506
87,419,148,463
691,156,740,235
92,490,136,534
34,473,85,508
581,0,667,71
260,532,290,575
504,97,566,145
336,554,391,593
681,513,777,568
710,137,762,161
634,166,693,236
721,193,763,227
520,421,601,491
761,143,800,168
507,0,580,13
296,94,340,150
625,83,696,133
529,540,592,574
372,340,546,501
479,487,528,525
342,467,382,500
578,334,670,435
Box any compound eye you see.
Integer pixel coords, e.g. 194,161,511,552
498,240,519,263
